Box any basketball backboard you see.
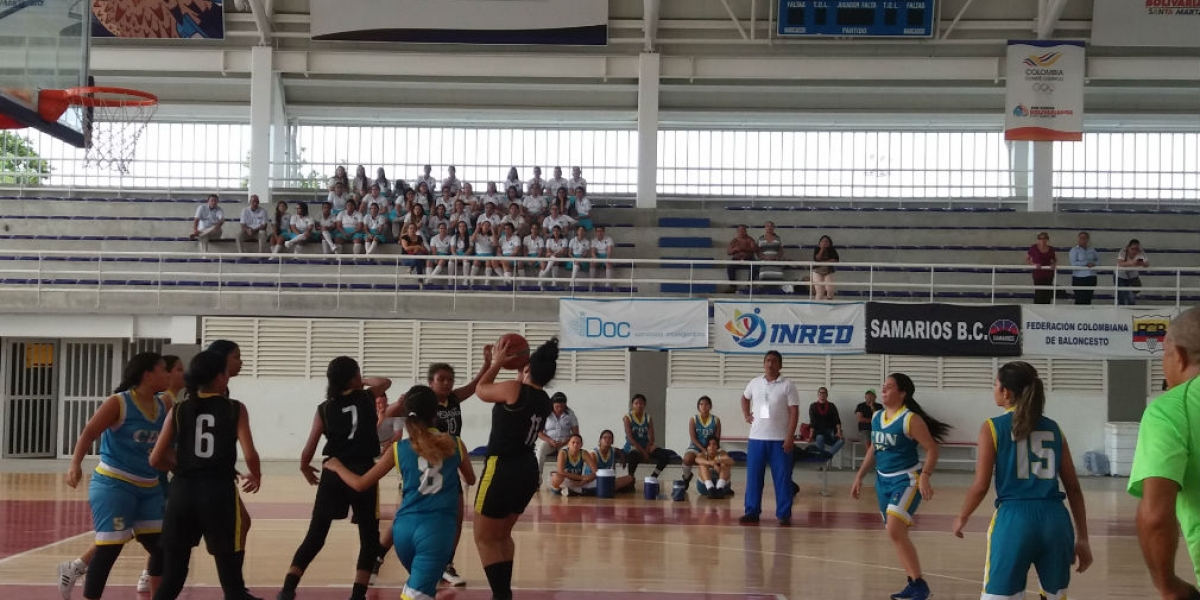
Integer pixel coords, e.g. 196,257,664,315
0,0,89,147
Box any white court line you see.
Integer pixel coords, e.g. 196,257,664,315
0,531,91,566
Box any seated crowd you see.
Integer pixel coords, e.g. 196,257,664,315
726,223,841,298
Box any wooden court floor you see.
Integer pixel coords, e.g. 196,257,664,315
0,460,1188,599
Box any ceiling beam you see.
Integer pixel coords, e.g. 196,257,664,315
245,0,274,45
1037,0,1070,40
643,0,659,52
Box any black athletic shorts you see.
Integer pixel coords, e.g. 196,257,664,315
313,462,379,525
161,477,241,555
474,453,538,519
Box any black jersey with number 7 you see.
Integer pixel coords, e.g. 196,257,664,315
319,389,381,468
173,394,241,480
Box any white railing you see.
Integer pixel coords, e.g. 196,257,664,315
0,250,1196,312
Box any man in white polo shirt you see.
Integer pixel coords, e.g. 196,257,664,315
190,194,225,254
236,194,269,253
740,350,799,526
534,392,580,484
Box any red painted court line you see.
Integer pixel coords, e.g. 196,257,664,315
0,585,780,600
0,500,92,560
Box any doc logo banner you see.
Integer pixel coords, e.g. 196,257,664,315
866,302,1022,357
1005,40,1085,142
714,302,865,355
1022,306,1176,358
559,299,708,350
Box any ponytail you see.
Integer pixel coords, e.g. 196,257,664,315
184,350,228,402
399,385,456,463
888,372,951,443
997,361,1046,441
528,337,560,386
115,352,163,394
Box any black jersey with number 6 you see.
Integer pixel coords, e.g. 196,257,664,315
485,384,552,457
173,394,241,480
319,390,380,469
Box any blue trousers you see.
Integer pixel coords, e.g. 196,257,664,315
744,438,794,519
814,434,845,456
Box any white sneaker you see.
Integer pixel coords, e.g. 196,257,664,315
136,570,150,593
441,564,466,587
57,560,86,600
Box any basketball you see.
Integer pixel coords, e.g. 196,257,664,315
498,333,530,370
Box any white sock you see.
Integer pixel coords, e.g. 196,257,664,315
717,478,728,489
271,244,281,254
606,266,614,280
704,480,714,490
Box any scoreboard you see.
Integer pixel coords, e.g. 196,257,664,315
777,1,935,38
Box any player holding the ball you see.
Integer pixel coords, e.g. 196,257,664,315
472,334,558,600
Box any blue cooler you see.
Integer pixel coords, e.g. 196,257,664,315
671,479,687,501
595,469,616,498
643,477,660,500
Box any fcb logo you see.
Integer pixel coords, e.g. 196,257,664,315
1132,315,1170,354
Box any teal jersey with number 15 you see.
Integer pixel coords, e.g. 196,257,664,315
989,410,1066,505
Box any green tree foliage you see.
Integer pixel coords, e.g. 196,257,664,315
0,131,51,186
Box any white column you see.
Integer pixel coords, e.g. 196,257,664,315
249,46,273,202
636,52,660,209
270,75,288,185
1008,140,1029,200
1028,141,1053,212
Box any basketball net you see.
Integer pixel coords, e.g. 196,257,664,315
83,95,158,175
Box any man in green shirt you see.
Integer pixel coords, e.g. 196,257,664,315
1129,306,1200,599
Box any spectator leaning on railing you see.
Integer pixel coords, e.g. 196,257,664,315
1068,231,1100,306
1026,232,1057,305
726,225,759,289
1116,238,1149,306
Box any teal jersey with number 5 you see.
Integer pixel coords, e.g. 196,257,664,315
989,411,1066,505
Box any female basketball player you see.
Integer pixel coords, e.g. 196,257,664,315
851,373,950,600
325,385,462,600
58,355,185,598
549,434,595,496
473,336,559,600
584,430,635,493
64,352,170,600
276,358,392,600
681,395,722,486
150,350,262,600
952,361,1092,600
204,340,256,595
623,394,674,483
695,436,735,498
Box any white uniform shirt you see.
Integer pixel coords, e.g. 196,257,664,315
501,215,527,235
568,176,587,192
327,191,350,212
542,214,575,234
481,193,506,210
504,178,522,194
592,236,614,257
442,177,461,195
364,214,388,232
574,196,593,217
290,215,313,234
474,233,495,255
316,214,337,231
546,237,568,256
240,206,267,230
361,194,388,213
569,238,590,257
476,213,501,230
416,175,437,194
339,212,363,231
500,234,522,257
403,213,427,233
545,177,569,196
543,408,579,442
743,375,800,441
522,195,547,215
429,234,453,255
526,176,545,193
195,205,224,229
451,234,470,255
524,235,545,256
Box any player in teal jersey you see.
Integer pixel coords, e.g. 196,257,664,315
851,373,950,600
549,434,594,495
681,396,722,487
583,430,635,493
953,361,1092,600
324,385,464,600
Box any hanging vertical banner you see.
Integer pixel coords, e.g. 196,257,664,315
1092,0,1200,48
1004,40,1086,142
1022,306,1177,358
559,299,708,350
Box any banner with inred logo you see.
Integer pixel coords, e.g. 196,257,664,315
713,302,866,355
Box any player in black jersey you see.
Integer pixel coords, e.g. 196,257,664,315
473,336,558,600
150,350,262,600
206,339,255,574
277,356,391,600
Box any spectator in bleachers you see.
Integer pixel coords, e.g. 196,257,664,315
268,200,290,254
282,202,318,254
416,165,437,195
361,184,388,215
523,184,549,218
504,167,522,194
572,187,594,231
1069,231,1099,305
812,235,839,300
190,194,225,254
363,203,389,255
854,389,879,441
549,434,595,496
808,387,844,459
523,222,545,279
527,166,545,194
352,165,371,197
448,222,471,282
328,165,349,191
497,222,521,279
542,204,575,237
403,204,429,239
316,202,339,254
681,396,722,486
569,225,591,285
586,430,634,493
427,222,453,280
481,182,504,210
469,221,496,284
429,205,450,236
327,182,350,214
477,202,502,232
592,226,615,283
757,221,785,285
503,186,522,214
437,186,456,213
336,199,365,254
502,203,528,238
399,223,428,276
623,394,674,483
568,167,586,193
543,226,568,281
374,167,394,199
414,181,434,211
1117,238,1148,306
534,392,580,481
442,166,461,197
695,437,734,498
459,183,478,214
552,187,573,216
1026,231,1057,304
726,225,759,287
237,194,269,254
448,200,472,234
546,167,568,196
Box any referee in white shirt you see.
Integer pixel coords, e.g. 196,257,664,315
534,392,580,482
237,195,269,253
739,350,800,526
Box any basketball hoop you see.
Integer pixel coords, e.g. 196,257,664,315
39,87,158,174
